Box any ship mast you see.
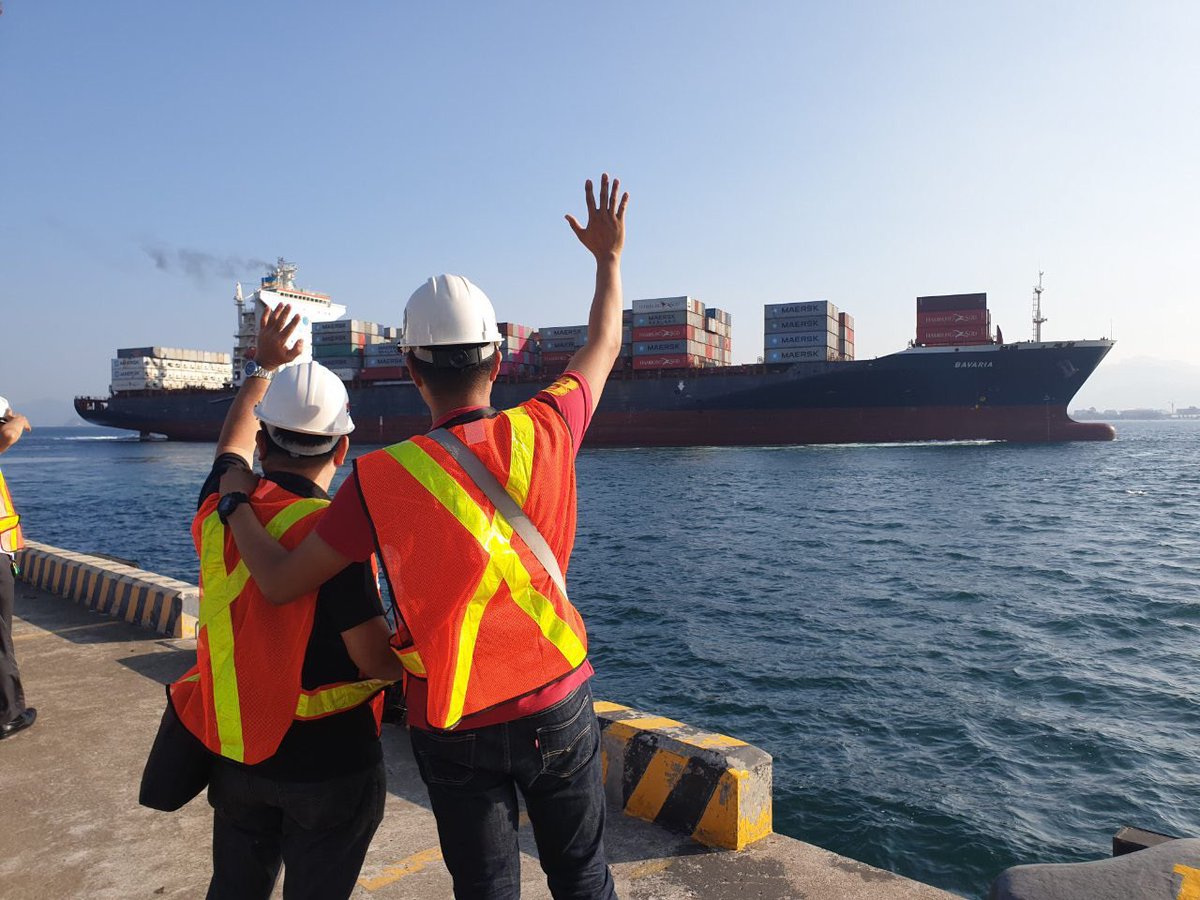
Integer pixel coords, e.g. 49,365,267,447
1031,271,1047,342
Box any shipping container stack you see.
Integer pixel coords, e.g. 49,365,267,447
537,324,588,376
498,322,537,377
915,293,993,346
312,319,376,382
838,312,855,360
619,309,633,369
111,347,233,392
631,296,718,371
361,325,408,381
703,307,734,366
763,301,842,363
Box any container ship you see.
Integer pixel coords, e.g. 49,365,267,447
75,261,1116,445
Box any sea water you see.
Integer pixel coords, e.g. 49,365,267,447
4,420,1198,898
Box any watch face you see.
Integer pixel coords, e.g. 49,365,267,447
217,492,246,520
243,360,260,377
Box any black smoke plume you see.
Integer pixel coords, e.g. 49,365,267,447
143,244,273,284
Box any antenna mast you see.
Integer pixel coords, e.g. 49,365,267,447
1031,271,1047,342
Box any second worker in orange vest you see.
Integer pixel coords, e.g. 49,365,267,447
176,303,405,900
221,174,629,899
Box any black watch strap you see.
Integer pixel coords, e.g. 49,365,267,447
217,491,251,525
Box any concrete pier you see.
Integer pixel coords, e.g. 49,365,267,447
0,568,960,899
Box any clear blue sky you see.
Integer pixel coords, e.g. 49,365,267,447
2,1,1197,414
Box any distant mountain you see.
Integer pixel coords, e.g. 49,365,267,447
1072,356,1199,413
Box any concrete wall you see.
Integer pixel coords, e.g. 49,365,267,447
14,540,198,638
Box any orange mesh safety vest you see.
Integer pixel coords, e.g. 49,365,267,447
355,397,588,730
171,479,388,764
0,469,24,554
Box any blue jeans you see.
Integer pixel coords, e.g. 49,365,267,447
409,681,616,900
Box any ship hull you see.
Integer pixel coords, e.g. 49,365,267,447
76,340,1116,445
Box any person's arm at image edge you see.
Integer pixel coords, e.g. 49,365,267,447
565,173,629,413
0,409,32,454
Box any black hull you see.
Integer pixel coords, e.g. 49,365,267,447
76,340,1116,446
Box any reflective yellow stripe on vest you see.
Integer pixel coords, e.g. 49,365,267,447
198,498,328,762
295,678,390,719
396,647,425,676
0,470,21,545
389,408,586,728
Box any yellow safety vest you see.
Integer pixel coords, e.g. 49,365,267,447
0,469,24,554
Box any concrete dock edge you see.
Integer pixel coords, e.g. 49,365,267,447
14,540,198,638
594,699,773,850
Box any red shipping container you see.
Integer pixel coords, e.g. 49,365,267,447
631,324,700,342
539,351,576,364
917,325,991,343
632,354,704,370
916,309,988,327
360,366,408,380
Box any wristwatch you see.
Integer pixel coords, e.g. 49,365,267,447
244,359,273,381
217,491,251,524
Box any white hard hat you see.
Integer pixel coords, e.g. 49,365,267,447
0,396,9,416
254,362,354,456
400,275,502,368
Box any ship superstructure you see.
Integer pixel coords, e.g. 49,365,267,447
232,258,346,385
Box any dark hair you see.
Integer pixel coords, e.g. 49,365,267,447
259,425,340,463
407,347,495,396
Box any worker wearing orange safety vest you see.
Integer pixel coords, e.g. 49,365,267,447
0,395,35,741
170,305,405,900
221,174,630,899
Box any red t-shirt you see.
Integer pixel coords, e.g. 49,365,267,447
319,371,595,729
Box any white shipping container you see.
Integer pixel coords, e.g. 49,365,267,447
631,296,705,315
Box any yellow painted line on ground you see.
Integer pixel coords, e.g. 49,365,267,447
358,847,444,891
630,859,674,879
688,733,748,749
1176,864,1200,900
13,620,124,642
616,715,684,730
592,700,631,714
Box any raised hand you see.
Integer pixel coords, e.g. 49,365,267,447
565,173,629,260
255,303,305,370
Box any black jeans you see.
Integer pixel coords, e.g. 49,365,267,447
409,681,616,900
206,758,386,900
0,559,26,725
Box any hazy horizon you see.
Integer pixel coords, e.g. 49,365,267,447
2,2,1197,414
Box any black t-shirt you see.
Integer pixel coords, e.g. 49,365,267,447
198,454,384,780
